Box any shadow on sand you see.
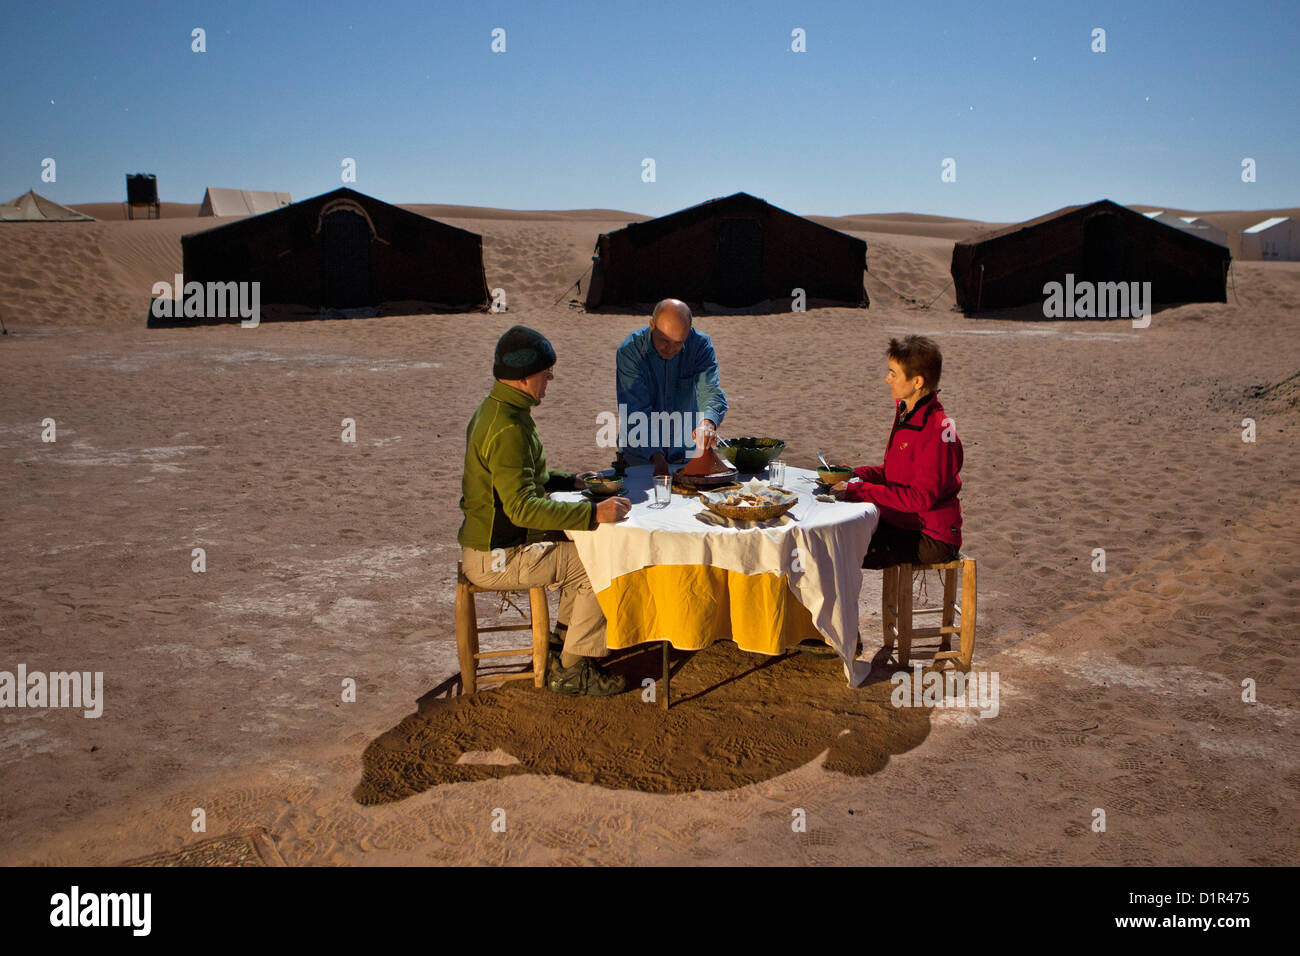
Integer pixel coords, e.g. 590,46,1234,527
353,640,933,804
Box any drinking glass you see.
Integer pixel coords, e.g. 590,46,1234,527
652,475,672,508
770,459,787,489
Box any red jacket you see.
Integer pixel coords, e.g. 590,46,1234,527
843,392,963,547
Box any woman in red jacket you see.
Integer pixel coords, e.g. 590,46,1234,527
832,335,963,568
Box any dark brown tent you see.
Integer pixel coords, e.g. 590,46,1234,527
177,187,488,321
950,199,1230,314
584,192,867,310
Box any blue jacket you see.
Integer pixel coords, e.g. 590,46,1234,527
615,326,728,464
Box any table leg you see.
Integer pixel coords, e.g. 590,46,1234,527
662,640,670,711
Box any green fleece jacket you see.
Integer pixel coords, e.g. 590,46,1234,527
458,380,596,550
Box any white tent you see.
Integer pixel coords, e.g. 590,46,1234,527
1240,217,1296,260
0,190,94,221
1142,210,1227,248
199,188,292,217
1175,216,1228,249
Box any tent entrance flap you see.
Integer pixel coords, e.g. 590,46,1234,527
1084,213,1126,281
714,217,764,305
321,209,374,308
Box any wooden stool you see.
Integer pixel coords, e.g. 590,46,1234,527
881,552,976,672
454,562,550,694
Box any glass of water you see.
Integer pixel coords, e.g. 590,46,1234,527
652,475,672,508
770,459,787,489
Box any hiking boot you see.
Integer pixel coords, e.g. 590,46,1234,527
547,657,627,696
546,631,565,675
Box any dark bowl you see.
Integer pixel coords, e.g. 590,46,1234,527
584,474,625,496
717,437,786,473
673,465,738,489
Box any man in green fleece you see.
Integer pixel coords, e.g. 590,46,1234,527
459,325,632,696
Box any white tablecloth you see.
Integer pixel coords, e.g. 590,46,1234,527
555,464,879,685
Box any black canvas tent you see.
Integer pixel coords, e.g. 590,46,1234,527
950,199,1230,313
178,187,489,320
584,192,867,310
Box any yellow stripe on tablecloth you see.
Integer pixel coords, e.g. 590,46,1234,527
594,564,824,654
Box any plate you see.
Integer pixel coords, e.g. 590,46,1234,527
672,466,739,489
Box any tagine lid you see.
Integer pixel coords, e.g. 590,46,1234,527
678,445,732,477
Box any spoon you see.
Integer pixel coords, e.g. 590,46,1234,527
817,450,832,470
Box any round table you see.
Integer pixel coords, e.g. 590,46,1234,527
555,464,879,685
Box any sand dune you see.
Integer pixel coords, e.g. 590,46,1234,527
67,201,202,220
812,212,998,242
11,199,1291,331
403,203,648,223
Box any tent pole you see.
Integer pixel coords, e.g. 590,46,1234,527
976,264,984,311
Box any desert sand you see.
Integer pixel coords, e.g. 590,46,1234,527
1,203,1297,865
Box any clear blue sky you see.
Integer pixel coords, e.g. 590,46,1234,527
3,0,1297,222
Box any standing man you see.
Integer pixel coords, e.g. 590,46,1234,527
615,298,728,475
459,325,631,696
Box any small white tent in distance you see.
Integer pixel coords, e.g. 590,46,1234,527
1240,217,1297,261
1141,210,1227,248
199,188,292,217
0,190,94,221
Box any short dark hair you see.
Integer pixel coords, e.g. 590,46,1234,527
887,335,942,390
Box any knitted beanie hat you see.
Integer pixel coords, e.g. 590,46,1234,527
493,325,556,379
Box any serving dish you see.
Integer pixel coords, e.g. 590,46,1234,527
717,436,786,473
698,483,798,521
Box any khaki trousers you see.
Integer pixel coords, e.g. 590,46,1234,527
460,541,608,658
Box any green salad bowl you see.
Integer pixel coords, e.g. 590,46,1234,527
716,437,787,474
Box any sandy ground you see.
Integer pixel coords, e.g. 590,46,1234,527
1,207,1297,865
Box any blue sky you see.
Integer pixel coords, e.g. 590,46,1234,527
3,0,1297,221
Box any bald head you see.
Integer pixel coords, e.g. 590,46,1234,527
650,298,692,359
